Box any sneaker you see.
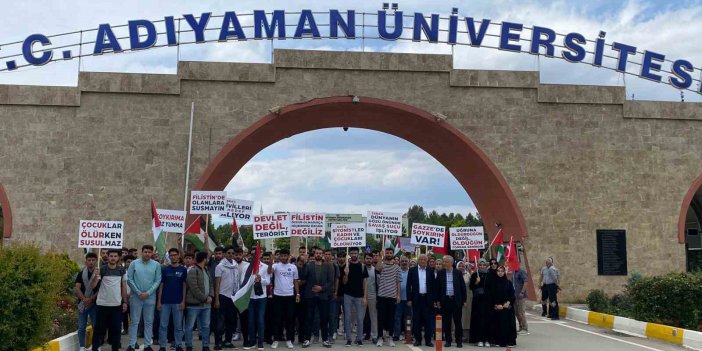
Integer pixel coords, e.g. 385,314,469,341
413,341,421,347
518,330,530,335
271,342,279,349
355,341,363,347
286,341,294,349
79,348,86,351
302,341,311,348
370,339,377,345
244,344,255,350
388,340,395,347
485,342,491,347
214,346,223,351
159,347,167,351
477,342,484,347
425,342,433,347
203,348,211,351
376,339,383,347
345,341,352,347
332,334,337,341
338,331,344,336
258,344,264,350
456,342,463,348
223,342,236,349
392,336,399,342
322,341,332,348
234,334,242,341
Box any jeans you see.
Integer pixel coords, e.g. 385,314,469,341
185,306,211,348
159,304,184,347
343,295,365,342
304,297,329,341
247,298,267,346
78,304,97,348
393,300,412,338
129,294,156,348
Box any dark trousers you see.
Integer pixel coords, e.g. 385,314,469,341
264,297,275,343
412,294,434,344
377,297,396,337
440,296,463,343
543,283,559,319
237,307,250,345
274,295,296,342
92,305,123,351
295,297,307,343
304,297,330,341
215,295,237,346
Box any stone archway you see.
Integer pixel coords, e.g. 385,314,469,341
195,95,527,240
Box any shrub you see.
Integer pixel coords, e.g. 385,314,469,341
586,289,610,313
627,272,702,329
0,244,77,351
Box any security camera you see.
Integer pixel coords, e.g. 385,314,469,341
352,96,360,104
343,127,349,132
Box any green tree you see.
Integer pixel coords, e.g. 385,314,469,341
407,205,426,229
274,237,291,250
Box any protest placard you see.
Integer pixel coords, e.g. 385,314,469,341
157,209,186,234
449,226,485,250
398,237,416,252
410,223,446,247
78,220,124,249
222,198,254,221
253,213,290,240
331,223,366,248
366,211,402,236
190,191,227,214
290,212,325,237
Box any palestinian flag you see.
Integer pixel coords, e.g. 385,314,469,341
151,199,166,257
231,216,247,252
384,236,401,256
233,242,261,312
487,228,505,262
185,215,217,252
505,236,521,272
431,228,450,258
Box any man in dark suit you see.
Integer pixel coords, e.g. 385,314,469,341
406,254,435,347
434,255,467,348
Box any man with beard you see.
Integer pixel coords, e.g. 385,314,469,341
300,248,334,348
214,246,238,350
262,252,275,345
91,249,128,351
268,249,300,349
374,248,401,347
363,251,379,343
342,247,368,346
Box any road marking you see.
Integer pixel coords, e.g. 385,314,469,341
555,322,667,351
407,343,423,351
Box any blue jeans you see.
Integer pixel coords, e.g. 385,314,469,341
247,298,267,346
129,294,156,347
343,295,365,342
77,304,97,348
185,306,211,348
159,304,184,347
393,300,412,337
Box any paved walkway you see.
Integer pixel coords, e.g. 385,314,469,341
119,311,686,351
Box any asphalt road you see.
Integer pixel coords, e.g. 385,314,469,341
118,310,686,351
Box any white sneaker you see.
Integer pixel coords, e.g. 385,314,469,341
302,340,311,348
272,341,279,349
79,348,86,351
388,340,395,347
332,334,337,341
376,339,383,347
477,342,484,347
338,331,344,336
485,342,491,347
286,341,294,349
518,329,530,335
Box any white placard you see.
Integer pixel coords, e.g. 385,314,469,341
157,209,186,234
78,220,124,249
290,212,325,237
331,223,367,248
223,198,254,221
449,226,485,250
253,213,290,240
190,191,227,214
366,211,402,236
410,223,446,247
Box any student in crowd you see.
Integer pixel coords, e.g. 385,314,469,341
126,245,162,351
185,251,215,351
233,247,251,347
300,247,335,348
374,248,402,347
90,249,128,351
244,249,270,351
342,247,368,347
262,252,275,345
393,255,411,341
157,248,187,351
75,252,98,351
214,246,239,350
363,252,379,343
268,249,300,349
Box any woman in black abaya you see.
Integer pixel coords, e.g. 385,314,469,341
490,265,517,347
468,259,492,347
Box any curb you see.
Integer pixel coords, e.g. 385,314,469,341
532,304,702,350
31,326,92,351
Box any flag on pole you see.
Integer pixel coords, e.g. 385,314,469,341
384,236,402,256
431,228,450,257
151,199,166,257
486,228,505,261
233,242,262,312
231,216,247,252
185,215,217,252
466,248,481,264
505,236,521,272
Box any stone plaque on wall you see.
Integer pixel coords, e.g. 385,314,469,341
597,229,628,276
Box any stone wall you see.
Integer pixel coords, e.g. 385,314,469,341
1,49,701,300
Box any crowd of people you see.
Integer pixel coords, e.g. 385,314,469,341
74,244,560,351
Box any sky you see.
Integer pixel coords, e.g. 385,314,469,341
2,0,701,224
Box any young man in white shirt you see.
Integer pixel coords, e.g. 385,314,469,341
267,249,300,349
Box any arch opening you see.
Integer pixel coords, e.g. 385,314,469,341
678,175,702,271
0,183,12,240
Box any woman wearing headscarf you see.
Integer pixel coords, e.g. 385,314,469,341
489,265,517,348
468,259,491,347
456,261,472,342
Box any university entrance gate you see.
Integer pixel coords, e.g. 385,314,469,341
1,49,701,299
